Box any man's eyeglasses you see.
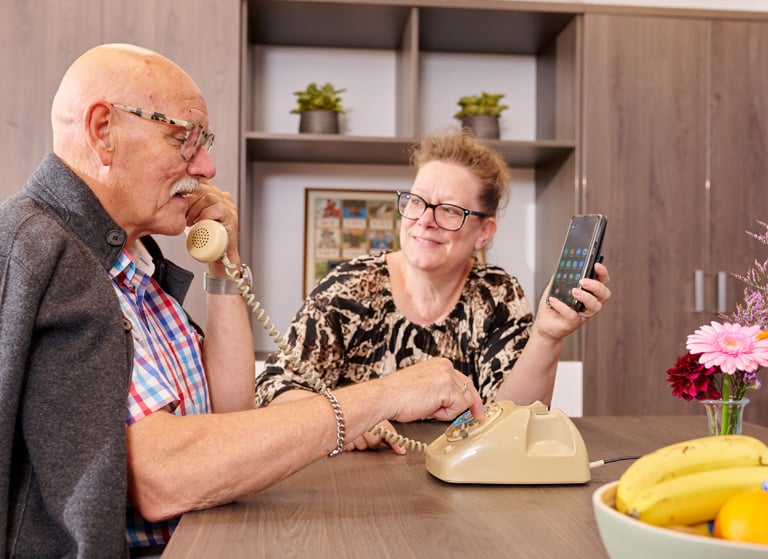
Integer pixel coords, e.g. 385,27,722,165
110,103,215,162
396,191,489,232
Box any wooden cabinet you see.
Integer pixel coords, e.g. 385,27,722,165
579,13,768,423
709,20,768,319
709,20,768,424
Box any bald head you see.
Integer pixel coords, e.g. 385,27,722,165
51,43,204,163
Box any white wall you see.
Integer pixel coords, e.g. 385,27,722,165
255,47,397,136
248,163,535,353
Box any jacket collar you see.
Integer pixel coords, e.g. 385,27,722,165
23,153,127,272
23,153,194,305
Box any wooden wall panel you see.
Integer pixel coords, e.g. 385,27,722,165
0,0,240,329
1,0,102,201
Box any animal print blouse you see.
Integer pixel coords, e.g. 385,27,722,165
254,252,534,406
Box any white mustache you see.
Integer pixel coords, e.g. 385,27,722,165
170,177,200,199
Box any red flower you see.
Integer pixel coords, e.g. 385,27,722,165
666,352,722,401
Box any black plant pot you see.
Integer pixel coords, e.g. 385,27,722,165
299,110,340,134
461,115,500,139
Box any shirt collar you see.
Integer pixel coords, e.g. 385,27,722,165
110,240,155,289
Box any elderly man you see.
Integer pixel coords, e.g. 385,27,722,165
0,44,482,558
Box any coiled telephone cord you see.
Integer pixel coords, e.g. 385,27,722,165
370,425,428,453
222,255,328,394
222,256,427,453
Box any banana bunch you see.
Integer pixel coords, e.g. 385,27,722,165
616,434,768,527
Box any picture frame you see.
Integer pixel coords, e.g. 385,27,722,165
304,188,400,297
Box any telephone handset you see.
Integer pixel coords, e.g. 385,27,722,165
186,219,230,264
187,220,591,482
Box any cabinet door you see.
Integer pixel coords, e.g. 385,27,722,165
710,20,768,425
582,14,709,416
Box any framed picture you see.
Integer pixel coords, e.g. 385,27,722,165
304,188,400,297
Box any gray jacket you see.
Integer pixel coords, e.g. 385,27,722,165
0,154,193,558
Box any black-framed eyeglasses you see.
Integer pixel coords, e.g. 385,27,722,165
110,103,215,162
396,191,489,232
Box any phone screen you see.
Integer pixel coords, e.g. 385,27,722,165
549,215,606,310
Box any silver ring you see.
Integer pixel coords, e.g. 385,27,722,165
460,381,469,394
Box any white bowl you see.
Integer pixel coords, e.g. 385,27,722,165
593,481,768,559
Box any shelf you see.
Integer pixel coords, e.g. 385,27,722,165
249,0,577,54
244,132,574,167
248,1,412,49
419,7,576,54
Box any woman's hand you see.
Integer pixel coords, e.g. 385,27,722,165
536,262,611,341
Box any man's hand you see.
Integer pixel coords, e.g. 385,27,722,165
377,358,484,424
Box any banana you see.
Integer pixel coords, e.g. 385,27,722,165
625,465,768,526
616,435,768,513
666,521,712,537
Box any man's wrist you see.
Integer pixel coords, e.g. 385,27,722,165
203,264,252,295
203,273,240,295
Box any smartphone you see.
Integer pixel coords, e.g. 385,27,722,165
548,214,607,311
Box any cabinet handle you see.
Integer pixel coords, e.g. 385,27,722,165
717,271,727,314
694,270,704,313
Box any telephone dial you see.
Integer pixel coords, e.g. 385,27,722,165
186,219,591,485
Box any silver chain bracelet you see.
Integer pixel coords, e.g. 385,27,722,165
322,389,346,457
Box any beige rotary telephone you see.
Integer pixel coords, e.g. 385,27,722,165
425,401,590,484
187,219,591,485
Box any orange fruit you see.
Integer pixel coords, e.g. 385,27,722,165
713,488,768,544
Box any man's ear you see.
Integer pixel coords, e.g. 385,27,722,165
84,102,115,166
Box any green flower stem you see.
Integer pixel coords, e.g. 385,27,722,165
721,374,732,435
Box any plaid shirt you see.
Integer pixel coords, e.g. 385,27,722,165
110,242,209,548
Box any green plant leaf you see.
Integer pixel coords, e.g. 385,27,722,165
453,91,508,119
291,82,346,114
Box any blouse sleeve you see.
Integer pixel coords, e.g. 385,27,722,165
254,261,358,406
472,267,534,402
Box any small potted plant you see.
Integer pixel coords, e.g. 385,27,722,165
291,82,346,134
453,91,509,139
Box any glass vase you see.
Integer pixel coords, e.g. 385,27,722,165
700,398,749,436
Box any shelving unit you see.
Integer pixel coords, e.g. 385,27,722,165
241,0,581,354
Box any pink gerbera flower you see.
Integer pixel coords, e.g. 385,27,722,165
686,321,768,374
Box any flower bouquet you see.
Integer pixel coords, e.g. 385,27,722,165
667,221,768,435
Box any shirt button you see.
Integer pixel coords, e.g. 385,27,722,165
107,229,125,246
122,317,133,331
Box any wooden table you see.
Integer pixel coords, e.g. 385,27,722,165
161,415,768,558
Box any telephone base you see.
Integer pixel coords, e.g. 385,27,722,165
425,401,590,485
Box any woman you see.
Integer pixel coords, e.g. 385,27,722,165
256,127,610,451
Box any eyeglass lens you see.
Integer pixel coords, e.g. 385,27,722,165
397,192,467,231
181,126,214,161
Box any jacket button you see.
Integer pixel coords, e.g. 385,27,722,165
107,230,125,246
122,317,133,331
